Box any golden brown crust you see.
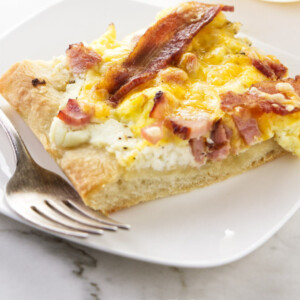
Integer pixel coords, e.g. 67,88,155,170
0,59,286,214
0,61,63,152
59,147,120,197
86,139,285,213
0,60,121,210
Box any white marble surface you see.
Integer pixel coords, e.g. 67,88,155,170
0,210,300,299
0,0,300,299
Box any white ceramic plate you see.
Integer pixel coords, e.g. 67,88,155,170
0,0,300,268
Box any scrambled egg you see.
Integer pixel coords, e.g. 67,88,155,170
50,11,300,168
82,13,269,132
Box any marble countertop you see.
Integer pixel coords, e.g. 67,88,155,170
0,0,300,299
1,210,300,299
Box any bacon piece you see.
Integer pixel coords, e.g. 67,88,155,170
166,115,213,140
103,2,233,106
220,92,264,145
208,143,231,161
219,78,300,145
66,43,101,74
251,58,287,80
207,120,231,160
222,5,234,12
141,123,164,144
189,137,207,165
254,98,298,116
149,91,169,119
221,77,300,116
220,91,246,112
57,99,91,126
129,33,143,47
254,75,300,96
232,114,261,145
189,120,233,163
210,120,229,145
268,61,288,79
292,75,300,94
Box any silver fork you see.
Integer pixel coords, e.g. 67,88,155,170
0,108,130,238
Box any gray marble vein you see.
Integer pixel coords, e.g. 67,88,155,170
0,209,299,300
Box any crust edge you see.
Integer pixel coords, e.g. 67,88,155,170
0,60,286,215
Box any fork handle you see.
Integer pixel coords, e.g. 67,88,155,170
0,108,33,167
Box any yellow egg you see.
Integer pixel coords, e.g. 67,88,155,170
268,112,300,157
75,10,298,157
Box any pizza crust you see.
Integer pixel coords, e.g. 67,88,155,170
0,60,122,210
89,139,284,213
0,60,286,214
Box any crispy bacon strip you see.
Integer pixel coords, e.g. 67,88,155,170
66,43,101,74
57,99,91,126
221,76,300,144
221,76,300,116
254,75,300,96
251,58,287,80
103,2,233,106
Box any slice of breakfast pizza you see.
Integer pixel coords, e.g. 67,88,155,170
1,2,300,214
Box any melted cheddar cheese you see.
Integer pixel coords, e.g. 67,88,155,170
50,10,300,169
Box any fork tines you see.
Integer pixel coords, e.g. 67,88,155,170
9,193,130,238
